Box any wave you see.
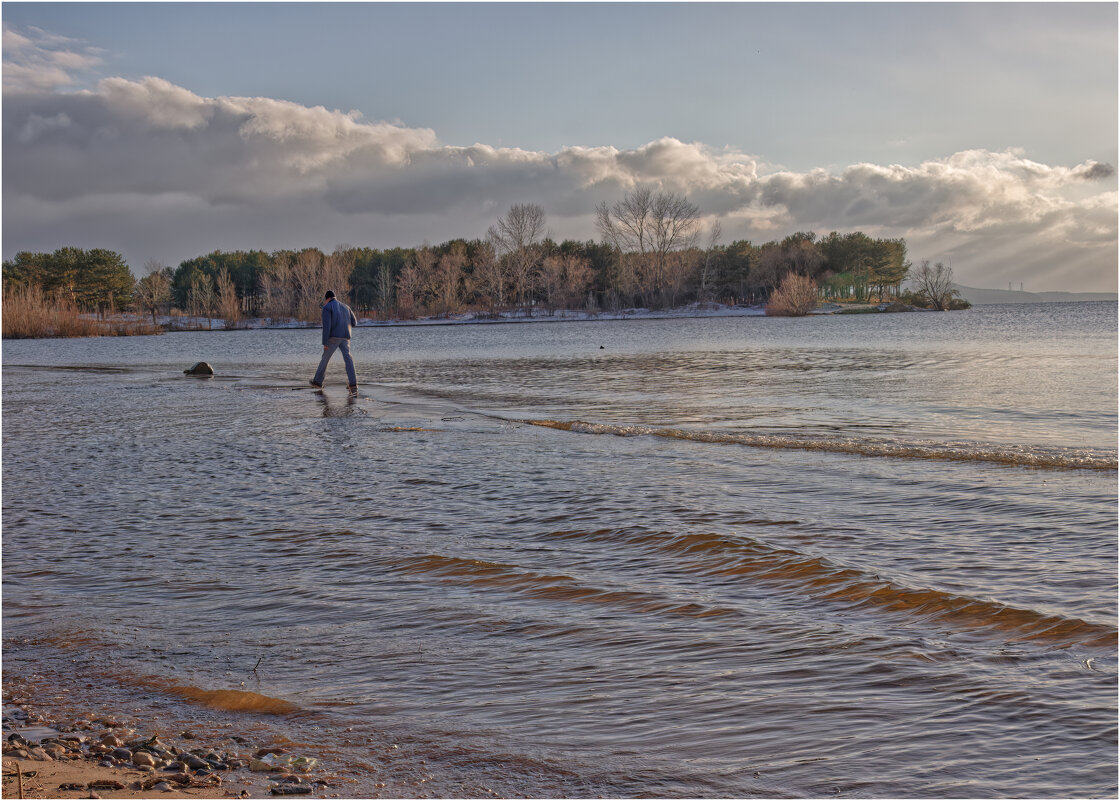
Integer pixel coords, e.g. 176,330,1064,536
156,685,298,715
9,631,303,715
540,528,1118,651
522,419,1117,471
378,554,737,619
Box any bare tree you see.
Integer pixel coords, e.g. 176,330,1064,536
560,254,593,310
216,268,241,328
324,248,356,306
290,249,325,321
375,260,395,317
489,203,546,311
662,249,701,308
430,243,465,317
597,188,700,307
134,259,171,324
913,260,959,311
699,220,722,301
260,256,293,321
472,239,504,314
538,255,566,315
188,274,216,330
396,247,434,317
596,187,655,253
650,192,701,261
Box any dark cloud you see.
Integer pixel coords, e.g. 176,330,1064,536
1076,161,1115,180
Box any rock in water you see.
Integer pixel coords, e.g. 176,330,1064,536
184,362,214,376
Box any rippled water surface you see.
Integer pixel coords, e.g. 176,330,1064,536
3,303,1117,797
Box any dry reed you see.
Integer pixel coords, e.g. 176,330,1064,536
765,274,820,317
2,285,162,339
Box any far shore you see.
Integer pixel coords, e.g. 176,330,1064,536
2,298,975,340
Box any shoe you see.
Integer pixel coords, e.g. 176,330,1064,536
348,384,358,396
309,380,323,388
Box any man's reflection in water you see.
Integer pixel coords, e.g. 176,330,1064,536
315,388,358,418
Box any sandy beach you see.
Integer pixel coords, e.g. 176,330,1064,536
2,702,331,799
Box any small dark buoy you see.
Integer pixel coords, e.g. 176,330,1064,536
184,362,214,376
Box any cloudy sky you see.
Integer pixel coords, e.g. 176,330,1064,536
3,2,1117,291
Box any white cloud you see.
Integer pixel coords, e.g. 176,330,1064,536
2,71,1116,290
2,23,102,92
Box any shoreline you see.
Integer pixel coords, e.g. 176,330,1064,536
4,299,987,340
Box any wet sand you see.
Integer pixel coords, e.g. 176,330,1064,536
2,756,230,799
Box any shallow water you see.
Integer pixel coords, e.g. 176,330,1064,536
3,303,1117,797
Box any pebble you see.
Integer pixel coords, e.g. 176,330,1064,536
182,754,209,770
41,742,68,758
155,782,172,792
27,746,53,761
133,751,157,767
100,734,123,748
112,747,133,761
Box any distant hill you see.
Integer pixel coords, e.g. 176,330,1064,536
953,285,1118,305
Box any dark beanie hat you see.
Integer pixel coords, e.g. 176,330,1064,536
324,290,335,299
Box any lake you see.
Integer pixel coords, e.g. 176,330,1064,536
2,302,1116,797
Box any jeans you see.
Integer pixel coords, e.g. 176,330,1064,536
313,337,357,386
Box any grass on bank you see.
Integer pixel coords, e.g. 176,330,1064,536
2,285,162,339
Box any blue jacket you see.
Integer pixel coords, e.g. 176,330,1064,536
322,298,357,345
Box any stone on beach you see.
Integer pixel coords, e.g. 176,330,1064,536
181,753,209,770
28,746,54,761
183,362,214,375
41,741,69,758
3,707,323,799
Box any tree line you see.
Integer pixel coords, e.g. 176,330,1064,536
3,191,917,324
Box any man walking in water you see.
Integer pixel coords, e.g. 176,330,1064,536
310,290,359,396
